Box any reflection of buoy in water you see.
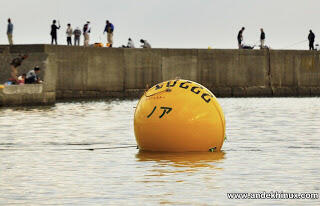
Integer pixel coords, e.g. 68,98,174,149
134,79,226,152
136,151,225,168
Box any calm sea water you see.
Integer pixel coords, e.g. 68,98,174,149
0,98,319,206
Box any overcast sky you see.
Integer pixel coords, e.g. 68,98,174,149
0,0,319,49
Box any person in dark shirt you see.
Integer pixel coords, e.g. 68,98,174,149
260,28,265,49
9,54,28,84
10,54,28,68
237,27,245,49
73,27,81,46
50,20,61,45
7,18,14,45
308,30,315,50
103,20,114,47
83,21,91,46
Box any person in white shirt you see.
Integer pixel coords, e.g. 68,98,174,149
25,66,41,84
66,24,73,46
127,38,135,48
140,39,151,48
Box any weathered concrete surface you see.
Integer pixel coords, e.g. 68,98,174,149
0,45,56,106
270,50,320,96
0,84,55,106
44,46,126,99
1,45,320,104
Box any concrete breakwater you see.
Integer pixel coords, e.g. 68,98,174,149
1,45,320,104
0,84,55,106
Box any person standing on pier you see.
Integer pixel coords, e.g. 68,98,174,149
83,21,91,46
308,30,315,50
73,27,81,46
50,20,60,45
237,27,245,49
7,18,13,45
104,20,114,47
260,28,265,49
66,24,73,46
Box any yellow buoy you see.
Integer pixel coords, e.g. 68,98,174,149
134,79,226,152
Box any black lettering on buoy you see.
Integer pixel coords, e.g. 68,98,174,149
201,93,211,103
166,81,177,88
159,107,172,118
155,84,164,90
191,86,201,94
147,106,173,119
147,106,157,118
179,81,192,89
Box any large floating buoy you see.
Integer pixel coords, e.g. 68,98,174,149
134,79,226,152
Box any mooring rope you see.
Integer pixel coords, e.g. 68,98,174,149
280,40,307,49
0,145,138,151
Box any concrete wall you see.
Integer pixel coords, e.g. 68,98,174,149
0,84,55,106
270,50,320,96
1,45,320,102
0,45,57,93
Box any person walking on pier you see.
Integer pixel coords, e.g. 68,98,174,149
260,28,265,49
104,20,114,47
50,20,60,45
66,24,73,46
83,21,91,46
237,27,245,49
73,27,81,46
7,18,13,45
308,30,315,50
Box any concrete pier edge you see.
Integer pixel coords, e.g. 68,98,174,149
1,45,320,105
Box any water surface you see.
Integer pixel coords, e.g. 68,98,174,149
0,98,319,205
